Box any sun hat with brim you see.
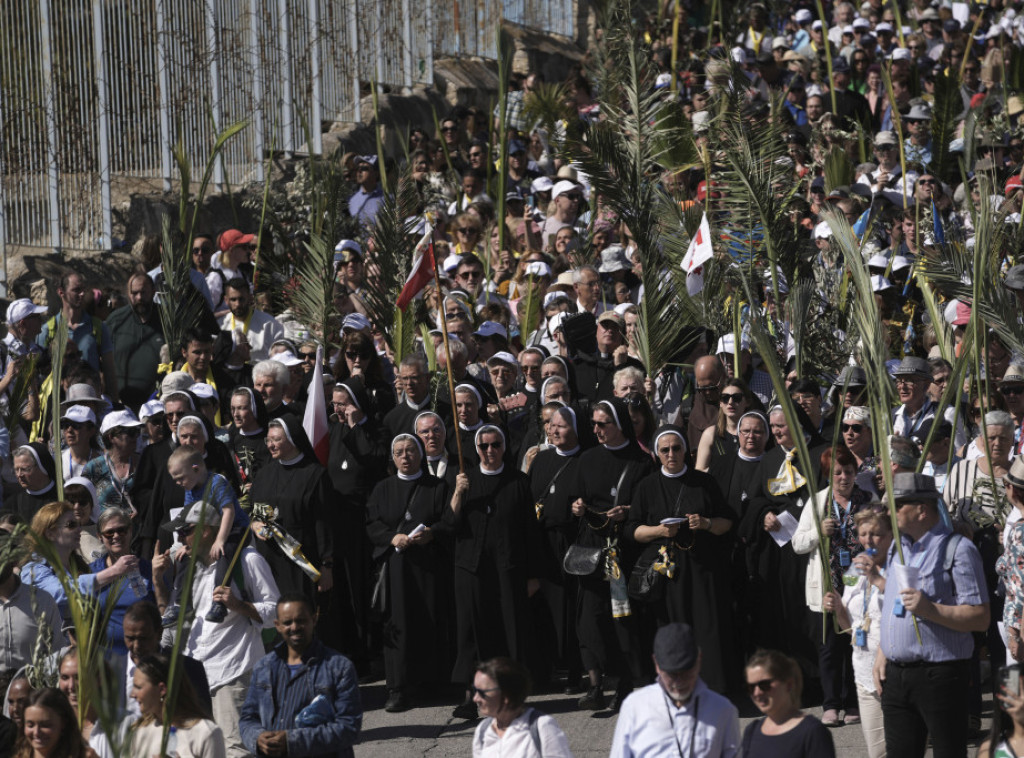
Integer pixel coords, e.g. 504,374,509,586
597,311,625,329
1001,364,1024,385
100,409,144,435
60,384,106,410
834,365,868,388
61,405,96,425
891,472,940,503
1005,458,1024,489
169,500,221,532
904,104,932,121
893,356,932,380
161,371,195,398
1005,265,1024,292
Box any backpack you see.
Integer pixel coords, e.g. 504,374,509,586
475,708,543,755
44,314,103,349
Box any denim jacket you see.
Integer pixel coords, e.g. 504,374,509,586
239,640,362,758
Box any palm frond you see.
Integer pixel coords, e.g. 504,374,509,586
522,82,575,140
930,70,962,186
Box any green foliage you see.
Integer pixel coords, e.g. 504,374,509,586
930,71,963,186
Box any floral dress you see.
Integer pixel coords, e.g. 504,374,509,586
81,454,136,513
996,519,1024,635
826,487,873,591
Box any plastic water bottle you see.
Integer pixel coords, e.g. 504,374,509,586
167,726,178,758
126,568,148,599
842,548,877,586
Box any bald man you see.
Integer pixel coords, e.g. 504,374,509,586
682,355,725,454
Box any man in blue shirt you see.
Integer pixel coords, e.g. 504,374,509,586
874,473,989,758
347,156,384,231
611,623,739,758
239,593,362,758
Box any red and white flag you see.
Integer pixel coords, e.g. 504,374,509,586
681,212,714,295
397,226,436,311
302,345,329,465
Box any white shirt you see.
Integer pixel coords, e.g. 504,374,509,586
610,679,740,758
841,574,886,693
185,548,278,689
472,707,573,758
218,309,284,364
0,580,63,675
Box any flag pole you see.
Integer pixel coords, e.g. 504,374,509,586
431,254,465,475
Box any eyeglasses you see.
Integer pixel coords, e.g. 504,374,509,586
61,421,87,431
895,378,923,388
918,179,936,185
113,428,140,438
658,444,683,454
695,384,721,394
931,375,949,385
192,245,213,254
592,419,613,427
478,441,503,450
345,350,368,359
1002,386,1024,396
458,269,482,278
299,351,317,360
841,423,864,433
563,195,582,202
165,411,187,420
101,526,129,539
747,678,776,695
720,392,744,404
469,151,483,158
472,686,500,697
441,125,458,132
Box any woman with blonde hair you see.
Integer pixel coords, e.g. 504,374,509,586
21,501,138,624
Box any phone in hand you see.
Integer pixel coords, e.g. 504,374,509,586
999,666,1021,707
527,194,536,210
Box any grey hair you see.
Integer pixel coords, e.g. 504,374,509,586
97,507,133,531
985,410,1014,430
614,366,645,388
572,264,599,284
400,353,429,373
252,359,289,384
436,337,468,362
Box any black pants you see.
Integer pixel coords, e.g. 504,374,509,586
814,612,855,711
882,659,969,758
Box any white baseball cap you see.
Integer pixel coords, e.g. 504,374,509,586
486,351,518,368
61,404,96,425
531,176,554,194
272,351,303,367
100,408,144,435
716,334,751,355
6,299,47,325
552,180,579,200
139,400,165,423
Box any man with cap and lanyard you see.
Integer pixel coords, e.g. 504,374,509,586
892,356,939,440
611,622,739,758
873,473,989,758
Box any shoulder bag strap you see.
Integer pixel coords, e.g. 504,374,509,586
536,459,574,508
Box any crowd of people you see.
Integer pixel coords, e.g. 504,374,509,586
5,0,1024,756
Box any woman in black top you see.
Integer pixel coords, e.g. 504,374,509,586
365,433,451,713
528,403,586,692
447,425,541,721
570,397,654,712
626,426,736,694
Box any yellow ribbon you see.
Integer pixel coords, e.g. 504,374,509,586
768,448,807,496
749,26,765,54
181,363,221,426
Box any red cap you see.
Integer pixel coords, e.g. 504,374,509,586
219,229,256,251
1007,175,1023,195
953,301,971,326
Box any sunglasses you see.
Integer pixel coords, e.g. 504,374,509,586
563,195,582,202
747,678,776,695
101,526,129,539
478,441,503,450
457,228,479,235
720,392,744,404
345,350,369,359
192,245,213,254
1002,386,1024,396
299,351,317,360
61,420,88,430
592,419,614,427
165,411,187,420
472,686,500,697
695,384,721,394
441,125,458,132
841,423,864,433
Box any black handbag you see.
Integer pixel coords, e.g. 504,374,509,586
370,559,388,615
562,466,630,577
628,544,667,602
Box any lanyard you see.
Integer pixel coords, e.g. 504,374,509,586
663,692,699,758
832,499,848,542
900,400,934,437
230,309,255,335
862,581,875,620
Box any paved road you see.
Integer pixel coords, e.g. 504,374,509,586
352,679,995,756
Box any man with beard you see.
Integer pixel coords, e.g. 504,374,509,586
106,273,166,411
611,623,739,757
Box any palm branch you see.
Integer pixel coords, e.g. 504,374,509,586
571,11,701,375
929,70,963,186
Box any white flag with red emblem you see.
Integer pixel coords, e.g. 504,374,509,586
397,225,436,311
681,212,714,295
302,345,329,465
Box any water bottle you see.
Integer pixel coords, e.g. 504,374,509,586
126,568,148,599
842,548,877,586
167,726,178,758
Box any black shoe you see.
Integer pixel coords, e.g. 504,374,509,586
564,675,585,696
577,687,606,710
609,686,632,713
385,690,410,713
452,701,478,720
204,601,228,623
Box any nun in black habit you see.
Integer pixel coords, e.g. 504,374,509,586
528,403,586,690
227,386,272,491
326,376,388,660
570,397,655,712
625,425,736,695
446,383,487,469
365,433,452,713
742,404,826,670
249,415,333,599
446,424,542,721
8,443,58,522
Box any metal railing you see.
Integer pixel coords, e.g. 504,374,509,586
0,0,577,268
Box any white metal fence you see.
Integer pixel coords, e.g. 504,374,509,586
0,0,577,264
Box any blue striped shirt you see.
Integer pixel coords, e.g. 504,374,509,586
879,523,987,663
